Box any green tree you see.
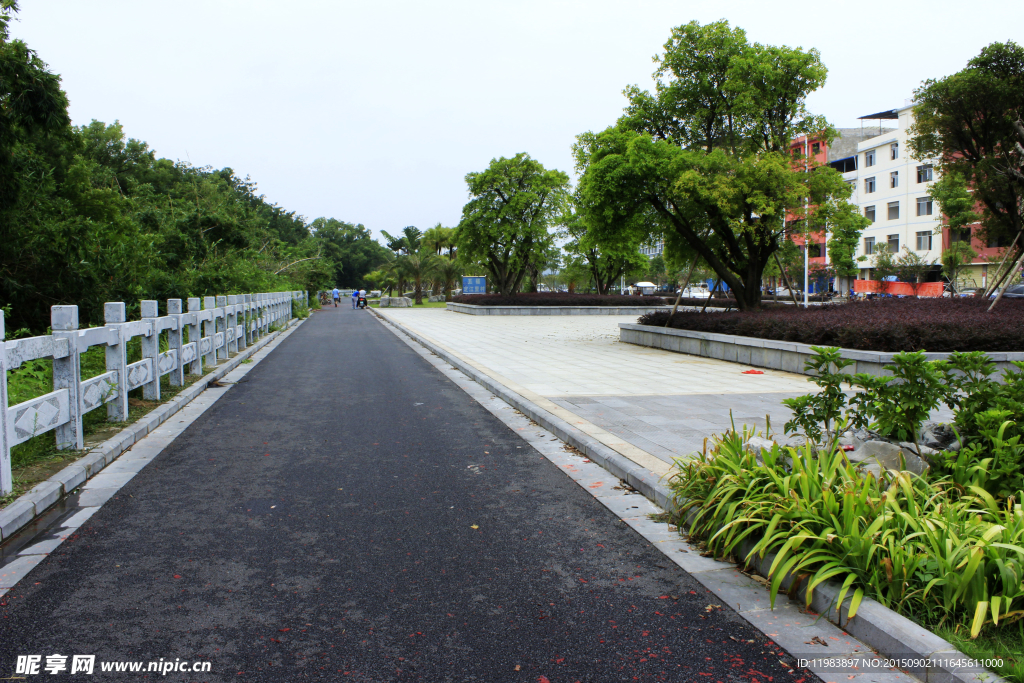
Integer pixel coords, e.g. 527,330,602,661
942,240,979,292
0,0,70,207
910,41,1024,269
893,248,934,296
456,153,569,297
576,20,859,310
310,218,390,289
560,202,647,295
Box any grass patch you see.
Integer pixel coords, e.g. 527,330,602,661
1,370,203,509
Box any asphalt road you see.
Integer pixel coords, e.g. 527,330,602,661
0,307,819,682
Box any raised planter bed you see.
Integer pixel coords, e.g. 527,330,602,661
619,323,1024,377
449,303,672,316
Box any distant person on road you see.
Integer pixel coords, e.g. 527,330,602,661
351,289,359,309
331,287,340,307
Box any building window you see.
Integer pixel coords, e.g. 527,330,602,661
917,165,933,183
864,237,875,255
989,235,1010,248
865,177,876,193
891,142,899,160
890,171,899,188
888,201,900,220
865,205,876,223
916,231,933,250
807,242,822,258
951,228,972,243
865,149,876,167
888,234,900,252
916,197,933,216
812,142,820,155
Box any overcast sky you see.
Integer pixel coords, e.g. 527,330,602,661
11,0,1023,241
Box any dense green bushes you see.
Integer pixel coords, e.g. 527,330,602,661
0,2,389,334
670,348,1024,647
638,299,1024,353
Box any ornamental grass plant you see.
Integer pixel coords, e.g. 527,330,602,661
669,347,1024,680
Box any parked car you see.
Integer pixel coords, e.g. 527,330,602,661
677,285,711,298
1000,285,1024,299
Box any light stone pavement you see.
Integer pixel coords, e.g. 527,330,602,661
376,309,816,472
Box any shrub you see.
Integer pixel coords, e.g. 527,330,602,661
638,298,1024,353
671,428,1024,638
451,292,667,306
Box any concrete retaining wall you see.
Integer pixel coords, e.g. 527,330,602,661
619,323,1024,377
448,303,671,316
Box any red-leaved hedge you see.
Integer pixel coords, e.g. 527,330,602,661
452,293,667,306
637,298,1024,353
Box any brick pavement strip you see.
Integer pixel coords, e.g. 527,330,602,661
374,308,1002,683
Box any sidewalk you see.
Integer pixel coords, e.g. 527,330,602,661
375,309,814,472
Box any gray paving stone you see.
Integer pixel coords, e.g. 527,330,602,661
59,507,100,528
83,470,138,489
17,532,71,556
690,567,774,614
597,493,660,519
744,601,871,656
0,554,45,588
76,487,120,507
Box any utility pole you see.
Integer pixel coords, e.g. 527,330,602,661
804,135,810,308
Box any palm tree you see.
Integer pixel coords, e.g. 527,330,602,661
396,254,435,304
431,258,463,302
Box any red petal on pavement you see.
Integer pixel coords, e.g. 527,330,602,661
173,575,181,579
742,369,764,375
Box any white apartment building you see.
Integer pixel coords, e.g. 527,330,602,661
849,105,942,277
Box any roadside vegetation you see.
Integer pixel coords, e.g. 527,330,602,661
0,2,387,335
669,347,1024,680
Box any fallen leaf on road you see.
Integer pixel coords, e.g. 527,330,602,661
470,525,479,529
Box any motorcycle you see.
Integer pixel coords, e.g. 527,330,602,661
356,296,368,309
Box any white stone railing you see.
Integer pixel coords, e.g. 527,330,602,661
0,291,307,494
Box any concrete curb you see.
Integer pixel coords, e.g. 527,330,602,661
447,302,672,316
620,322,1024,379
0,318,305,544
374,309,1004,683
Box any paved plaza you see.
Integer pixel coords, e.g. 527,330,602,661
375,309,817,471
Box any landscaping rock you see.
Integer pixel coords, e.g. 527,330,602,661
379,297,391,308
919,421,956,450
745,436,776,455
849,440,929,476
428,294,447,303
390,297,412,308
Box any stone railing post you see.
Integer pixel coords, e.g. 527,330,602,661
227,295,239,354
216,295,228,361
203,296,216,368
256,293,264,337
140,300,160,401
53,305,84,449
187,297,203,376
104,302,129,422
0,310,10,493
167,299,184,387
242,294,252,348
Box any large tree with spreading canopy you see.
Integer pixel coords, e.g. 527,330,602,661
575,20,859,310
